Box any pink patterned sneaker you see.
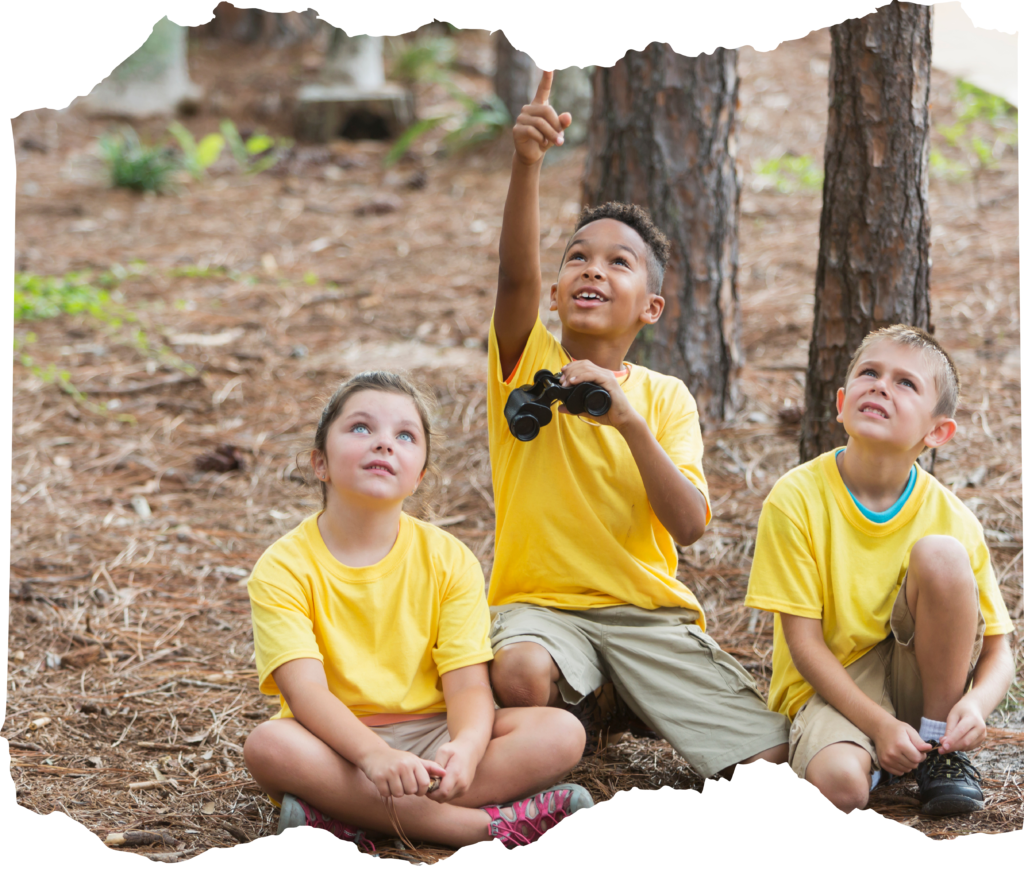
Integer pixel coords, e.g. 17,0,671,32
277,793,378,853
483,783,594,848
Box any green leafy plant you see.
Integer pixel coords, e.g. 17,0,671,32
98,127,179,193
219,120,290,174
14,273,124,324
929,149,971,182
388,34,456,84
168,121,225,180
386,93,510,166
935,79,1017,175
384,32,512,166
751,154,824,194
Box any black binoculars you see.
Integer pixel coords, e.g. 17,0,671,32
504,369,612,441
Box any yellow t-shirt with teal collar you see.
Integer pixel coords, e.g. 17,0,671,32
247,512,493,719
744,449,1014,720
486,315,712,625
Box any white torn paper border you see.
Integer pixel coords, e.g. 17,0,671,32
1,0,1021,880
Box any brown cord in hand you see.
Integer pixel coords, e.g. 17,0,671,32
378,777,441,855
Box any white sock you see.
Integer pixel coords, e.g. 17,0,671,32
870,770,882,791
919,717,947,743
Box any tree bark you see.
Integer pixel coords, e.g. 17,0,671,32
800,1,933,461
494,31,541,119
583,44,741,421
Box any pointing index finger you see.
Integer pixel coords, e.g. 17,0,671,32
533,70,553,105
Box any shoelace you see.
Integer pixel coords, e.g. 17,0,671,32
921,742,981,782
492,793,564,845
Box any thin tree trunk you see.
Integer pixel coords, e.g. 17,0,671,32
583,44,741,421
494,31,540,118
800,1,933,460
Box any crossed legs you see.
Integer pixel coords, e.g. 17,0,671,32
244,707,584,847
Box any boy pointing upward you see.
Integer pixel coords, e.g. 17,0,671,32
485,71,790,778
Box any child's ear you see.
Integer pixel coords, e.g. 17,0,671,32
311,449,327,482
835,388,846,423
641,293,665,325
549,283,559,311
923,416,957,449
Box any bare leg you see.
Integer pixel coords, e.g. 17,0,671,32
905,536,978,721
490,642,562,708
244,707,585,848
804,742,873,813
447,707,586,807
244,718,490,846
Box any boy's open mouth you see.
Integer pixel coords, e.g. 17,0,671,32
860,404,889,418
573,288,607,303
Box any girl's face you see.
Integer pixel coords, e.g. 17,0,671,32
312,389,427,507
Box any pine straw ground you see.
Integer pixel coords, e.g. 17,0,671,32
6,27,1022,864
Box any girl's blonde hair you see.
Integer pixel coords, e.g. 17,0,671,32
306,371,436,509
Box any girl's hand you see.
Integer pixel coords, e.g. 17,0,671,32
558,360,639,432
512,70,572,166
359,746,446,799
428,739,479,803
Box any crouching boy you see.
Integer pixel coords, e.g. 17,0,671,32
745,325,1015,814
486,71,790,779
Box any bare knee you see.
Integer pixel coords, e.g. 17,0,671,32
543,708,586,769
909,536,973,593
805,749,871,813
491,643,558,708
243,721,285,784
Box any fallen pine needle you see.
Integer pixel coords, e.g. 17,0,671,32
106,831,182,848
128,779,181,792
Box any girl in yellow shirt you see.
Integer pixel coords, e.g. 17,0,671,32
243,371,591,851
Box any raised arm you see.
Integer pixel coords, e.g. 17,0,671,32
494,70,572,378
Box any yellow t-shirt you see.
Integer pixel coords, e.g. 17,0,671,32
744,450,1014,720
487,315,712,624
247,512,493,719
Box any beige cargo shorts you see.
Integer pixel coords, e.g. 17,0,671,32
789,579,986,778
489,602,791,778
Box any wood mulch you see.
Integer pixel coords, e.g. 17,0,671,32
7,26,1021,863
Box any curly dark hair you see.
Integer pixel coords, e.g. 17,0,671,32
567,202,672,294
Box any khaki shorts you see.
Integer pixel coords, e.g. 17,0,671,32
490,603,791,778
369,714,451,761
789,579,986,778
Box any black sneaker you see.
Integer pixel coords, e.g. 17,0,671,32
914,740,985,815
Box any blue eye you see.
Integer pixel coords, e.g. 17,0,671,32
398,431,415,442
352,423,370,434
900,379,917,390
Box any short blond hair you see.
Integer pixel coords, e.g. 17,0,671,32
844,325,960,418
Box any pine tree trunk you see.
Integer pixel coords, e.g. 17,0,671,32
494,31,540,119
800,1,933,461
583,44,741,421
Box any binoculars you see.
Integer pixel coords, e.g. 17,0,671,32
504,369,612,441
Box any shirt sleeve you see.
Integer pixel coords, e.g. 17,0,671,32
745,498,825,619
655,380,712,524
432,549,494,676
967,523,1015,636
489,314,559,393
247,574,324,696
